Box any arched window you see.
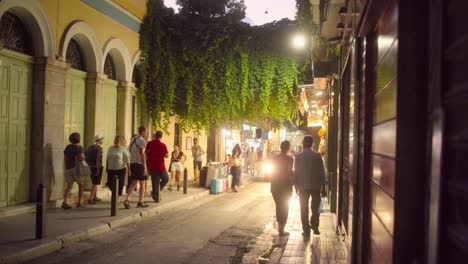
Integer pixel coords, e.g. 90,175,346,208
66,38,84,71
0,12,32,55
104,54,116,80
132,64,142,88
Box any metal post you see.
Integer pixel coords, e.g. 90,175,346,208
36,184,46,239
111,175,118,216
183,168,188,194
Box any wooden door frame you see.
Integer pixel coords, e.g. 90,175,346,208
393,0,430,262
338,51,351,236
426,0,444,263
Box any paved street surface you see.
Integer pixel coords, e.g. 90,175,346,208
277,197,348,264
0,185,209,259
27,182,276,264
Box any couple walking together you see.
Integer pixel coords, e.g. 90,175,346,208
270,136,327,238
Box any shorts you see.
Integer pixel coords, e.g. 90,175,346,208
65,167,81,185
170,162,184,172
193,160,202,171
130,163,148,181
90,167,103,185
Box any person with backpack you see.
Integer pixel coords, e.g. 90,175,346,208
123,126,149,208
85,135,104,204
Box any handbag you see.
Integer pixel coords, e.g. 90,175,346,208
76,159,91,176
319,197,330,213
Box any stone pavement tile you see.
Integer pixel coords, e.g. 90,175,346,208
278,199,349,264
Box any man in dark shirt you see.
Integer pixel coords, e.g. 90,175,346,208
294,136,327,237
270,141,294,236
146,130,169,202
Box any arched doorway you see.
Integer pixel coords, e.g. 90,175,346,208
0,12,33,206
64,38,86,146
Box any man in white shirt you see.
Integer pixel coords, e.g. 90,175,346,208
191,138,205,182
124,126,148,208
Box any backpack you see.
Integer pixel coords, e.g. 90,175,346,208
85,144,99,167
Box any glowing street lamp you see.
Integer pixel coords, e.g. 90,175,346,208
292,34,307,49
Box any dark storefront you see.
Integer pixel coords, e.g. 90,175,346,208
322,0,468,263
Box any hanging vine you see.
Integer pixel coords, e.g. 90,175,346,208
140,0,304,131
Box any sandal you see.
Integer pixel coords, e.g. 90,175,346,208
88,199,96,205
137,202,148,208
76,203,85,208
124,200,131,209
61,202,72,210
168,186,173,192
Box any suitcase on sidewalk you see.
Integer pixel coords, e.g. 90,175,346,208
200,166,208,187
207,166,216,188
221,178,226,192
211,178,221,194
218,178,223,193
228,175,233,189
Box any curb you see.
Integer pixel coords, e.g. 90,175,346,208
1,178,258,264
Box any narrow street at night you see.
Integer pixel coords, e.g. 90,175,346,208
1,0,466,263
28,182,277,264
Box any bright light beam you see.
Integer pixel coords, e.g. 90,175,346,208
292,34,306,49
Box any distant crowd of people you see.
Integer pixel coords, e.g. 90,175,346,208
62,126,205,210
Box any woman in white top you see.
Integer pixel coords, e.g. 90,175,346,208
168,144,187,191
106,136,130,202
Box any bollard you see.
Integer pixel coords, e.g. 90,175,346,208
111,175,118,217
36,184,46,239
183,168,188,194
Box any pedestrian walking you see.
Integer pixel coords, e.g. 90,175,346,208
242,144,249,172
168,144,187,191
106,136,131,204
270,141,294,236
191,138,205,182
85,135,104,204
294,136,327,237
146,130,169,202
247,146,257,176
123,126,149,209
230,144,242,192
62,132,85,209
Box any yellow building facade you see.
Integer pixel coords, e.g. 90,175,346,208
0,0,208,207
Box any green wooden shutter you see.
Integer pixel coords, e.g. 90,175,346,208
0,50,32,207
101,79,118,186
64,69,86,146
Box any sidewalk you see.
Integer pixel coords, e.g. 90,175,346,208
274,196,348,264
0,184,210,264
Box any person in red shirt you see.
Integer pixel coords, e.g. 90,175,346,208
146,130,169,202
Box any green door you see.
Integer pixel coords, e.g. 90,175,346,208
102,79,118,185
64,69,86,146
0,50,32,207
64,69,87,191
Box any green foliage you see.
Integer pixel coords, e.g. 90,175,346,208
295,0,339,61
140,0,302,131
177,0,246,21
